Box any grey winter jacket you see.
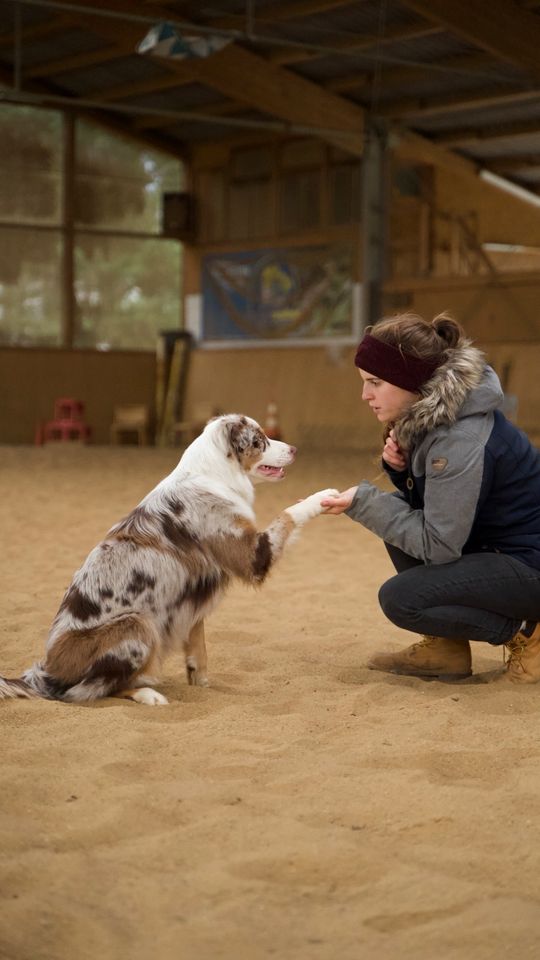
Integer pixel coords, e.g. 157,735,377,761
345,342,540,570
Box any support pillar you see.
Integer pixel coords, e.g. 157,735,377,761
361,122,389,330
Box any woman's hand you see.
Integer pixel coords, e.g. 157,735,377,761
319,486,358,515
382,429,408,471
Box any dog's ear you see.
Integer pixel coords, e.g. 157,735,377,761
227,416,251,460
226,416,267,461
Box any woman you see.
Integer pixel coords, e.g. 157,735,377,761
321,312,540,684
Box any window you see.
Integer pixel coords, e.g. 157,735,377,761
74,234,180,350
0,228,62,346
0,106,184,350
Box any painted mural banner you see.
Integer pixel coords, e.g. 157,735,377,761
201,246,357,343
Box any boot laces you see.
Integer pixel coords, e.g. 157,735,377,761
504,635,527,670
415,635,437,650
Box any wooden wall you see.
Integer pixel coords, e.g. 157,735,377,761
0,348,155,445
2,334,539,449
3,134,540,449
383,272,540,341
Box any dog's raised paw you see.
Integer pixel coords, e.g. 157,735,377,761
319,488,340,500
131,687,169,706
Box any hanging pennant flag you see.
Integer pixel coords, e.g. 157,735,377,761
137,21,231,60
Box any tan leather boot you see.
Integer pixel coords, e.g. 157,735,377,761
495,622,540,684
367,635,472,681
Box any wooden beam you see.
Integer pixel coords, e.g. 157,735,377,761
326,52,495,95
92,71,193,103
0,61,187,158
26,42,136,80
402,0,540,79
183,43,364,154
436,117,540,147
154,0,350,31
64,20,441,103
55,0,365,154
489,154,540,172
379,86,540,120
0,13,71,48
133,98,245,130
391,127,540,217
268,23,442,66
392,127,480,178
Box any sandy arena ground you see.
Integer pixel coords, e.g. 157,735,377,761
1,444,540,960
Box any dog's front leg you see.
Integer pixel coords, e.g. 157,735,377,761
185,619,209,687
249,487,340,582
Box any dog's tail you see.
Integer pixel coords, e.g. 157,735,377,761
0,676,40,700
0,662,54,701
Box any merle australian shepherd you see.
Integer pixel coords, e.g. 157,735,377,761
0,415,337,706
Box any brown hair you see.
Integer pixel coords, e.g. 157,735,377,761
368,312,465,361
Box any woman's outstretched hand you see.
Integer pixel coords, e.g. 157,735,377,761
319,486,358,515
382,429,407,471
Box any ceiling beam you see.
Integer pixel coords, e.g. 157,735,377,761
184,0,356,26
401,0,540,79
379,86,540,120
0,13,71,48
133,97,246,130
489,154,540,172
391,126,540,213
0,61,186,158
392,126,480,177
36,0,365,154
176,43,364,154
436,117,540,147
325,52,495,95
25,41,136,79
92,71,193,103
268,23,442,66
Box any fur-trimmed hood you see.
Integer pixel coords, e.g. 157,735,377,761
393,341,503,450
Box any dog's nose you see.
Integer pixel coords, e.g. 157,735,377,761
289,446,297,457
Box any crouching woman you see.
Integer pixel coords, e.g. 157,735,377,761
322,313,540,684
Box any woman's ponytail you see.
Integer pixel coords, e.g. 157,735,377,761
431,312,464,350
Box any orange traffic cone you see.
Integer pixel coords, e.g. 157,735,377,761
264,402,282,441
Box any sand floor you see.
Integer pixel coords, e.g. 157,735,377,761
1,444,540,960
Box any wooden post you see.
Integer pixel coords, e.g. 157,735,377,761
62,113,75,348
361,123,388,329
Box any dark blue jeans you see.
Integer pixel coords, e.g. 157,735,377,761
379,545,540,645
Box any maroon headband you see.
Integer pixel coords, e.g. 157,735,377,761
354,334,441,392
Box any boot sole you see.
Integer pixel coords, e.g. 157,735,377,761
367,664,472,681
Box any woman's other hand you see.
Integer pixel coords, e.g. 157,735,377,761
382,429,407,471
319,486,358,515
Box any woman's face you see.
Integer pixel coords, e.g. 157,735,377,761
358,368,418,422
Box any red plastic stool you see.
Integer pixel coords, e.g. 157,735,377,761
44,419,91,443
43,397,92,444
53,397,85,422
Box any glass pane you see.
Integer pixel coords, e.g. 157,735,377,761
0,104,62,225
75,118,184,234
0,228,62,346
74,234,181,350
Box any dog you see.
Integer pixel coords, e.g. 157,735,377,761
0,415,337,706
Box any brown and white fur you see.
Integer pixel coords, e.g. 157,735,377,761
0,415,337,706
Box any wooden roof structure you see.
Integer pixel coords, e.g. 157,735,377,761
1,0,540,196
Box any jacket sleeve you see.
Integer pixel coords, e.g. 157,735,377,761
345,430,486,564
382,458,410,493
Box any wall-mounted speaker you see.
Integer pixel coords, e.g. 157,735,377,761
161,192,197,240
